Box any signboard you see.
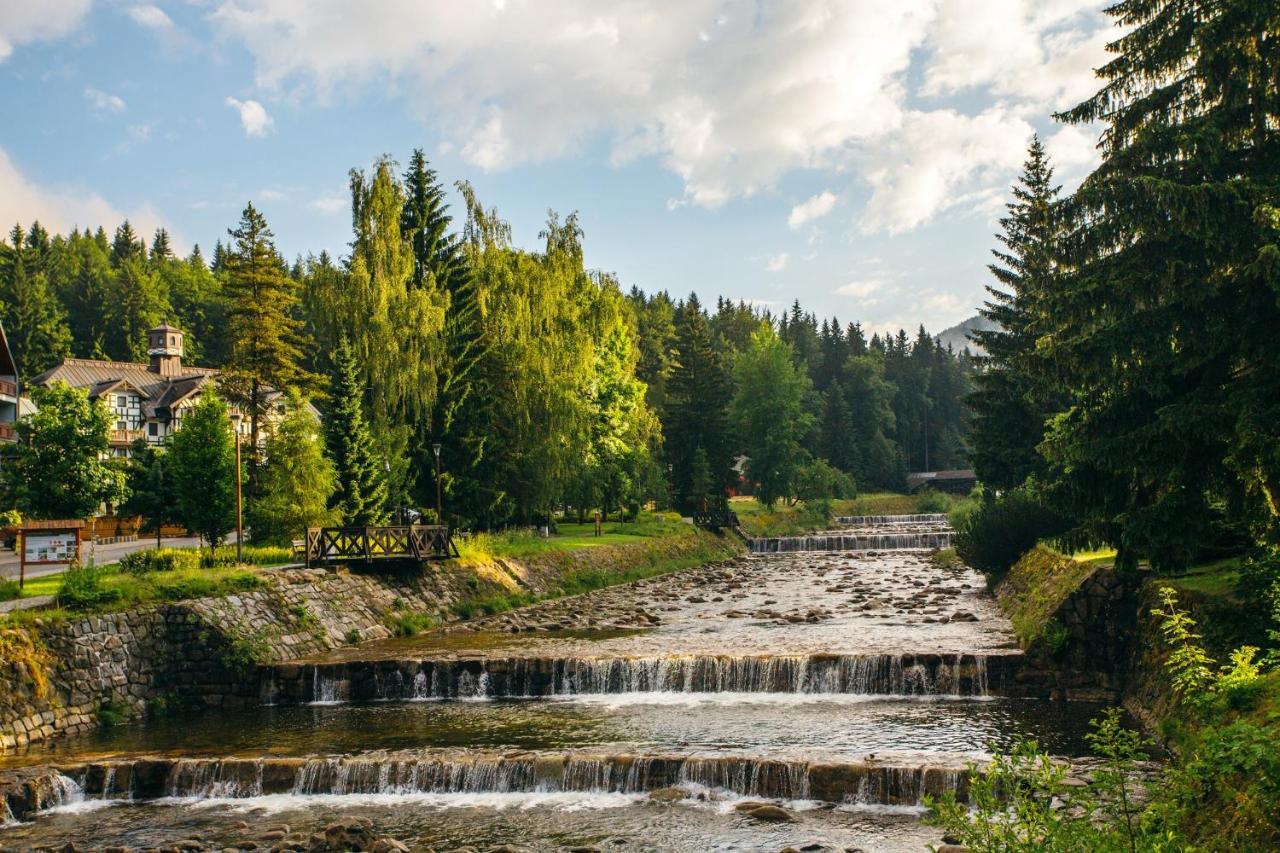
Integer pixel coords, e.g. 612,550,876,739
24,532,79,565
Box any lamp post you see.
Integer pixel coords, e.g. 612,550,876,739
433,443,443,524
231,411,243,563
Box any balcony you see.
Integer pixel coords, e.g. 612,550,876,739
0,422,15,443
0,378,16,401
109,429,147,445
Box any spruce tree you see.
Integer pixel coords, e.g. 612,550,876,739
0,226,73,377
325,336,388,525
665,295,733,512
1042,0,1280,567
968,137,1061,493
246,393,337,544
222,202,314,488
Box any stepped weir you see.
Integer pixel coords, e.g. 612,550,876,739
2,510,1086,851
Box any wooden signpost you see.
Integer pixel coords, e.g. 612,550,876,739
17,520,86,589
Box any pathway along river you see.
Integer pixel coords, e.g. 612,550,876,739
1,516,1104,851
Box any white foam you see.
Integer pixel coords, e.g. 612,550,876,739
172,790,649,815
549,691,998,708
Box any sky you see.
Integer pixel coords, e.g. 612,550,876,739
0,0,1115,334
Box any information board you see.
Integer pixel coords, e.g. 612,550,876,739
23,532,79,565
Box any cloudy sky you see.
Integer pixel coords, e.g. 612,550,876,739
0,0,1114,333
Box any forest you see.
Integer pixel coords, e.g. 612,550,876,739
0,152,973,530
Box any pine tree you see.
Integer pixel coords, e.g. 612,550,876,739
0,226,73,377
969,137,1061,493
325,336,388,525
222,202,314,489
1041,0,1280,568
150,228,172,264
665,294,734,512
820,379,855,475
110,221,145,266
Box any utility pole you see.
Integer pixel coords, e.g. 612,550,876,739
433,443,443,524
234,426,243,562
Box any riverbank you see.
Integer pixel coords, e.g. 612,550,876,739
0,523,743,752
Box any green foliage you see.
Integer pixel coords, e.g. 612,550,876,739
953,489,1072,582
3,382,127,519
119,440,179,539
914,489,952,514
246,393,337,544
344,628,361,646
55,561,122,610
119,548,199,575
386,610,437,637
220,627,274,674
168,392,238,549
96,700,128,729
325,336,388,525
730,326,815,507
0,578,21,601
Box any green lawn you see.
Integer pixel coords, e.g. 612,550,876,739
456,512,694,561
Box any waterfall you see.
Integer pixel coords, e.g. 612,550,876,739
62,752,973,807
834,514,950,527
747,531,955,553
289,653,1007,704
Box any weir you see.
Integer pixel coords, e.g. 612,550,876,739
833,513,951,527
748,531,955,553
264,652,1012,704
50,750,974,808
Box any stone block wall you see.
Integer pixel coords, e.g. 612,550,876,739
0,530,742,751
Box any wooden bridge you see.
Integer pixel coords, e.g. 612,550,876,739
304,525,459,567
692,509,742,533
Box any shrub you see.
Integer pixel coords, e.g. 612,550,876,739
119,548,200,575
0,578,21,601
952,489,1071,583
55,561,122,611
914,488,952,513
386,610,437,637
96,700,129,728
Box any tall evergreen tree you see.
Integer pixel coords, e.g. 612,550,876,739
969,137,1061,493
325,336,388,525
246,393,338,544
222,202,313,488
1042,0,1280,568
0,225,73,377
666,295,734,511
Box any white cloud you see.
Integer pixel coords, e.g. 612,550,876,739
309,194,346,214
0,146,176,247
0,0,91,62
127,4,175,32
259,188,287,200
85,87,125,112
206,0,1116,231
225,96,273,136
921,0,1109,110
788,190,837,230
765,253,789,272
859,107,1034,234
834,278,883,298
1044,123,1100,179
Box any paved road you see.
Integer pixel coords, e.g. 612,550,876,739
0,535,210,582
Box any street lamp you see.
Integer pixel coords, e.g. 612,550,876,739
230,410,243,563
432,443,443,524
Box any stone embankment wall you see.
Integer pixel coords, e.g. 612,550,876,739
0,531,742,752
996,547,1140,701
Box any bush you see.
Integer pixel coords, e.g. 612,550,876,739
0,578,21,601
914,488,952,513
55,561,122,611
952,489,1071,583
119,548,200,575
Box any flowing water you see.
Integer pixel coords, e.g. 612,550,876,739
1,514,1105,851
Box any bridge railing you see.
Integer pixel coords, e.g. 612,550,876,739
304,524,459,566
692,510,742,532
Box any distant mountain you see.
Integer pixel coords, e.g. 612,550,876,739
936,314,999,355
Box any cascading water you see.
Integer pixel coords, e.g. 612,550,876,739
748,531,955,553
288,653,1006,703
834,514,950,527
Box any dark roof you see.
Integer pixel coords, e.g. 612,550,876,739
0,319,16,380
150,323,184,334
31,358,219,417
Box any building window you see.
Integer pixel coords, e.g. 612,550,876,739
117,395,127,408
148,422,158,437
116,420,127,430
170,336,176,346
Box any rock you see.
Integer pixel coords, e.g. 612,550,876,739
739,804,797,823
369,839,411,853
648,786,688,802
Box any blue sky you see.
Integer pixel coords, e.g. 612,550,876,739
0,1,1114,334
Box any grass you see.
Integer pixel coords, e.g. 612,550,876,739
731,499,830,537
456,512,693,562
0,562,268,624
997,546,1100,649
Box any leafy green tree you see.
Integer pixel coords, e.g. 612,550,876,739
3,382,126,519
222,203,314,489
325,336,388,525
247,393,337,544
168,392,237,550
119,439,179,547
1041,0,1280,568
730,326,814,507
969,137,1062,493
